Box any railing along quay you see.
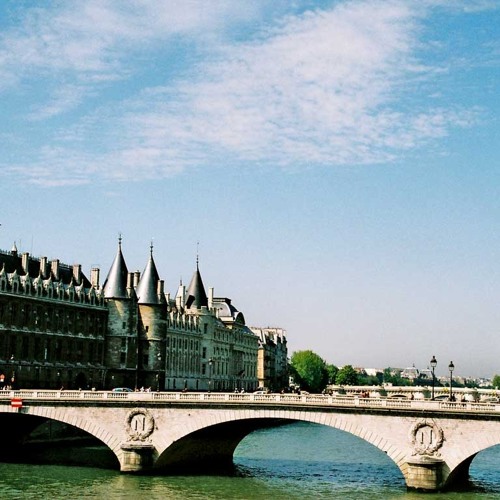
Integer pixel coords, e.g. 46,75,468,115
0,390,500,414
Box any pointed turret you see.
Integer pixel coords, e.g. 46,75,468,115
136,243,161,304
103,236,129,299
185,259,208,310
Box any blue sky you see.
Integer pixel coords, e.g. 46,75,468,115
1,0,499,378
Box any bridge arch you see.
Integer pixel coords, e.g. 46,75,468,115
154,408,407,480
0,406,122,468
445,434,500,488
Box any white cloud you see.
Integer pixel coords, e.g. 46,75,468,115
28,85,91,121
0,0,266,84
0,0,490,186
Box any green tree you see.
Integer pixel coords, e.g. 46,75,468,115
358,373,381,386
326,364,338,384
289,350,329,393
383,367,411,386
335,365,359,386
492,374,500,389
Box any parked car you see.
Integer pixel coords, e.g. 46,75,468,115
112,387,133,392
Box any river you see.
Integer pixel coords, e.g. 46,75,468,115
0,421,499,499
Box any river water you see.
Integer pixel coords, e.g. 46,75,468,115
0,421,499,499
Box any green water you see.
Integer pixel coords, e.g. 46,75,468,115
0,422,499,499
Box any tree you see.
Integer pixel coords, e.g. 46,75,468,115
492,374,500,389
358,373,381,386
335,365,359,386
326,364,338,385
289,350,329,393
383,367,411,386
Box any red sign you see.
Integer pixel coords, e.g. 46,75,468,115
11,398,23,409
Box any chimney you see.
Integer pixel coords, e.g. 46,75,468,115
134,271,141,288
158,279,164,296
73,264,82,284
21,252,30,274
127,272,134,290
40,257,48,278
208,287,214,309
91,267,100,288
51,259,60,280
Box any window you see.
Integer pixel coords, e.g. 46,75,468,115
76,341,83,360
55,340,62,360
22,336,29,358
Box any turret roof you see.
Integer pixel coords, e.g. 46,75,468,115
185,262,208,309
135,244,161,304
103,237,129,298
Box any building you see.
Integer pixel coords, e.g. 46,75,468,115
0,244,106,390
0,238,284,392
251,327,288,392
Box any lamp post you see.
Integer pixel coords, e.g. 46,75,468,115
430,355,437,400
9,355,16,389
156,353,162,392
448,361,454,401
208,358,213,392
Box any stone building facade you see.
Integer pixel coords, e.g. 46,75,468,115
0,244,106,390
0,239,281,392
251,327,288,392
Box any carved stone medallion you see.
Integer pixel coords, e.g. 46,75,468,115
409,420,444,456
125,408,155,441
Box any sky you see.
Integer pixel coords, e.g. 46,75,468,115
0,0,499,378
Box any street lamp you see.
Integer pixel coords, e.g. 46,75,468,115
156,353,162,392
208,358,213,392
9,355,16,389
430,355,437,400
448,361,455,401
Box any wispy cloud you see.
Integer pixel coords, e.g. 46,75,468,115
0,0,493,186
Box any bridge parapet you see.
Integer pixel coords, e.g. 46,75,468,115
1,390,500,415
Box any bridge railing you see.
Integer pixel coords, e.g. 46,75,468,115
1,390,500,414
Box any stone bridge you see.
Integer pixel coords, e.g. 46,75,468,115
2,390,500,492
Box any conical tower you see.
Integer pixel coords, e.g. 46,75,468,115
135,242,166,390
102,236,138,389
103,236,128,298
185,258,208,310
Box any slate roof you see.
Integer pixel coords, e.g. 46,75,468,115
0,247,91,287
185,264,208,309
102,238,129,298
135,245,161,305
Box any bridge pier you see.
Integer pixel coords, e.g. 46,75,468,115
405,456,446,491
120,442,155,473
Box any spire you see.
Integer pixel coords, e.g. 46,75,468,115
135,242,161,304
185,260,208,310
103,235,129,298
